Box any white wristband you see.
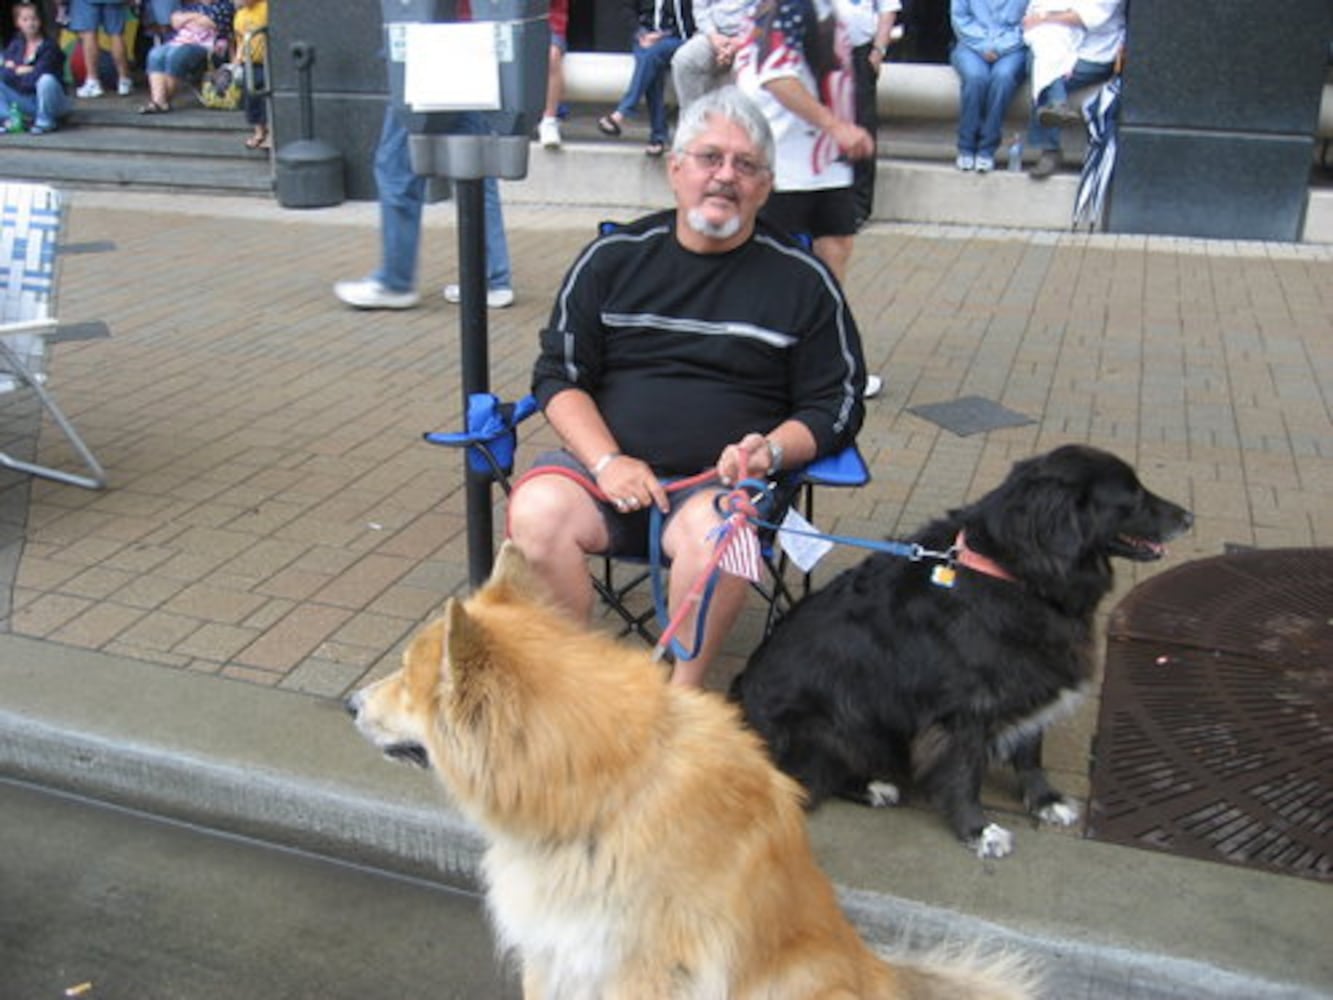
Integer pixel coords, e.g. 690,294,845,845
764,438,784,475
590,451,621,477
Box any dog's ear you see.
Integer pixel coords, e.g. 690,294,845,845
445,596,489,679
486,540,551,604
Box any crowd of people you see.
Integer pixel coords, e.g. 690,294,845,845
0,0,265,146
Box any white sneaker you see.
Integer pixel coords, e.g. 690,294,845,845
443,284,515,309
538,117,562,149
117,77,133,96
955,153,975,171
333,278,420,310
76,78,104,98
975,155,995,173
864,374,883,399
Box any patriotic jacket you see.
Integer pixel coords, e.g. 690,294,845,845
733,0,858,191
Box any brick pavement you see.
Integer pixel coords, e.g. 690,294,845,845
6,191,1332,809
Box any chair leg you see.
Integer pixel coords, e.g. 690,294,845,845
0,341,107,490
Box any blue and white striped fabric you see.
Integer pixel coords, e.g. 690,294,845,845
1,182,65,382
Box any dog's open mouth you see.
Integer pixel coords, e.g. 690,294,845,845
384,742,430,769
1111,533,1168,561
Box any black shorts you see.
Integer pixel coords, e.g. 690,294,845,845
760,187,860,240
527,450,724,558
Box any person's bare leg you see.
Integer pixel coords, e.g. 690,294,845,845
506,473,607,622
79,31,100,85
544,45,564,120
661,492,750,688
107,33,130,82
813,234,854,285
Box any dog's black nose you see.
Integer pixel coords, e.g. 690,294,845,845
343,696,359,718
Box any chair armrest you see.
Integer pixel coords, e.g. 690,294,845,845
800,444,871,488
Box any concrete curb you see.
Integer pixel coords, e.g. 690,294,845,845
1,636,1325,998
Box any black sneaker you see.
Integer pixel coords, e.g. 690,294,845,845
1028,149,1060,180
1037,102,1083,129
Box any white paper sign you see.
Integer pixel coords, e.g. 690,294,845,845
777,506,833,574
403,22,500,111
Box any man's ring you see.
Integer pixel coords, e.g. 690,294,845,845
628,496,640,509
614,498,627,511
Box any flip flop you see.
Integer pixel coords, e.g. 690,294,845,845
138,101,169,115
244,135,265,149
597,114,622,137
644,141,665,158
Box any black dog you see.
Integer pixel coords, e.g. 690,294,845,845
732,445,1193,858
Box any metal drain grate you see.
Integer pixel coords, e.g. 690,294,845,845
1089,549,1333,881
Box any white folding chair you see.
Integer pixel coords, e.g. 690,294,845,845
0,181,106,490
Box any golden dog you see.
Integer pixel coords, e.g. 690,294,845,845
348,542,1033,999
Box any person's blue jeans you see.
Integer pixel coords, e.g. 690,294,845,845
372,104,512,295
950,44,1027,159
614,30,684,143
145,41,208,79
0,75,70,131
1028,57,1115,152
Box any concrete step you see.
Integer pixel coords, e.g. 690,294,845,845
0,148,272,194
2,95,271,196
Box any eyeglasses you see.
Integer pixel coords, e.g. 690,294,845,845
679,148,770,180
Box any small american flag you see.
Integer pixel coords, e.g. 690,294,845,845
717,518,763,583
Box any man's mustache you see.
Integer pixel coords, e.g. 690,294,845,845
705,183,740,201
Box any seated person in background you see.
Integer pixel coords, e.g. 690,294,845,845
596,0,694,157
670,0,756,112
139,1,234,114
948,0,1027,173
1024,0,1125,179
508,86,867,689
70,0,132,97
0,2,69,134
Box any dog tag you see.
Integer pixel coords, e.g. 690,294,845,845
930,564,957,588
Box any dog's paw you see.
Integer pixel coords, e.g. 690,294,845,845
1037,799,1080,827
971,823,1014,859
865,781,901,808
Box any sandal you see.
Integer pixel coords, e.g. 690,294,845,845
138,101,169,115
596,113,622,137
644,141,665,158
244,133,267,149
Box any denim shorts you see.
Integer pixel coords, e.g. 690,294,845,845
526,450,724,558
68,0,129,34
146,42,208,79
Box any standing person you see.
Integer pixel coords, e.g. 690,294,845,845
1025,0,1125,179
949,0,1027,173
734,0,883,396
670,0,755,111
333,104,515,311
836,0,900,222
509,86,865,689
69,0,132,97
537,0,568,148
232,0,267,149
596,0,694,157
0,1,69,134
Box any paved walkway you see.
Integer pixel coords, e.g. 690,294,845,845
3,190,1332,995
10,191,1333,795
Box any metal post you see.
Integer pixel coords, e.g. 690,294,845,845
456,177,493,588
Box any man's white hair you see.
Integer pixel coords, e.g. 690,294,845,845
671,86,775,168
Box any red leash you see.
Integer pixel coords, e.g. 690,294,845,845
504,465,719,536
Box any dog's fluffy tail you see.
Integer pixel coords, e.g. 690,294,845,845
890,945,1040,1000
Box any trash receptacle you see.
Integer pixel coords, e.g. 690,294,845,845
274,41,345,209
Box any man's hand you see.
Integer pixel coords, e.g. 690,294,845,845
595,454,670,514
716,432,772,486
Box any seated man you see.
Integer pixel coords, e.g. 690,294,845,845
507,85,867,689
1024,0,1126,179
